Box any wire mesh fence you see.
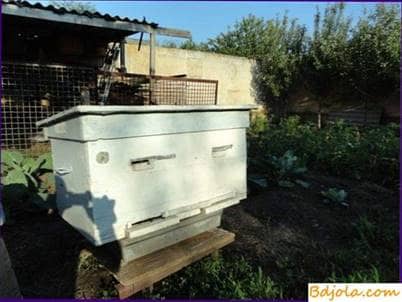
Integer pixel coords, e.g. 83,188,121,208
1,62,218,155
1,62,97,155
102,72,218,105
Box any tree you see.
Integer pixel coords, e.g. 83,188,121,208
207,14,267,58
207,14,307,119
48,1,96,13
345,4,400,116
303,3,351,128
180,39,209,51
160,39,209,51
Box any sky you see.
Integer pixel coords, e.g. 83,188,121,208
39,1,391,44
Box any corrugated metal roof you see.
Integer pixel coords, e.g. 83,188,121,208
1,0,159,28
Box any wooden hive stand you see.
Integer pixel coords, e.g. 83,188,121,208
103,228,234,299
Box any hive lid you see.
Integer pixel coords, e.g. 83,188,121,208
36,105,258,127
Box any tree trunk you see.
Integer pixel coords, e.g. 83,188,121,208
282,96,289,118
317,99,322,129
364,98,368,126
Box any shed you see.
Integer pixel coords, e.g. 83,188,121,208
1,0,218,154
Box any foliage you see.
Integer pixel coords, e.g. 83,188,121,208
161,39,210,51
1,151,55,210
180,39,210,51
48,0,96,13
248,116,399,188
166,3,400,118
345,4,401,103
303,3,351,127
321,188,348,206
2,151,52,187
207,14,267,57
269,150,308,188
145,255,282,299
206,14,306,118
271,150,307,177
305,3,351,96
254,17,306,118
248,112,270,135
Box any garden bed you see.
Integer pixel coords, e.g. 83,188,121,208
2,171,398,299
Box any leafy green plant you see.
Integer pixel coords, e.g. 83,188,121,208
321,188,348,206
1,150,55,209
271,150,307,176
2,151,51,186
269,150,308,188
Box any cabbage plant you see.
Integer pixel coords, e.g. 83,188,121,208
1,150,55,208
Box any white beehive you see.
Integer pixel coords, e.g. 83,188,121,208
37,105,255,253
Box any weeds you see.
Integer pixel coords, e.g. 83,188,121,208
145,255,282,299
248,116,399,188
328,267,381,283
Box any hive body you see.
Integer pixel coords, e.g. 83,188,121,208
38,105,253,258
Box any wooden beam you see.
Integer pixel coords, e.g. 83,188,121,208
119,39,127,73
112,228,235,299
149,32,156,75
155,27,192,39
149,32,156,104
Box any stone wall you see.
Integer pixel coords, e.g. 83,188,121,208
123,40,256,105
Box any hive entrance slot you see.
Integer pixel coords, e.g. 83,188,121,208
126,215,180,239
131,215,163,226
130,159,153,171
130,153,176,171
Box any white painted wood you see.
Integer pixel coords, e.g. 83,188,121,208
202,197,241,215
175,209,202,220
39,111,251,141
118,211,222,263
36,105,257,127
126,216,180,239
42,105,254,246
162,191,237,218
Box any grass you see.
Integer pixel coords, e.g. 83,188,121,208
143,255,283,299
139,211,395,298
2,115,398,299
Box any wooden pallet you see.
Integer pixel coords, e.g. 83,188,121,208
106,228,234,299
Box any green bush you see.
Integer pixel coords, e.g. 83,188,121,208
248,116,399,187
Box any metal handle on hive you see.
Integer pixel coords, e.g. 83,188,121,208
212,144,233,157
130,153,176,171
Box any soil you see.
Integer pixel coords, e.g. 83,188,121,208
222,174,399,297
2,173,399,299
